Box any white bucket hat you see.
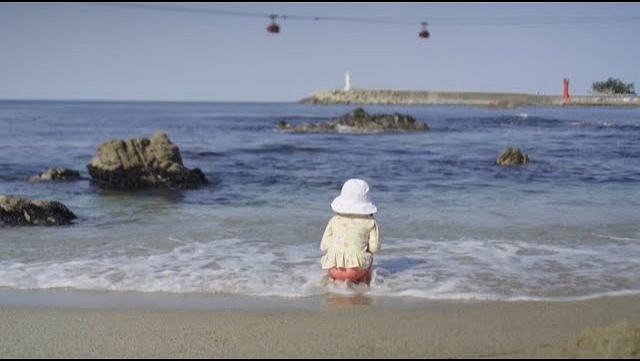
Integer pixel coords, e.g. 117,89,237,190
331,178,378,215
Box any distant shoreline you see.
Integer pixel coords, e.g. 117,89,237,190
299,89,640,108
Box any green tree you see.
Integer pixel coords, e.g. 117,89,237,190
591,78,636,94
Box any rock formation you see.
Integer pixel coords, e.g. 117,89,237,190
0,195,77,226
29,168,82,182
276,107,429,133
496,147,530,165
86,131,207,190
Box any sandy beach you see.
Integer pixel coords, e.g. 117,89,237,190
1,294,639,358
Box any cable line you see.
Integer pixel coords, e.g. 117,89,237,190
78,2,640,39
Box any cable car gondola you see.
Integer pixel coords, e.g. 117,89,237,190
418,21,429,39
267,14,280,34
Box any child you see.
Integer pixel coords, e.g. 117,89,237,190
320,178,379,285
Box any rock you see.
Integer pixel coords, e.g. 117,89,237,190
496,147,530,165
0,194,77,226
29,168,82,182
86,131,208,190
276,107,429,133
481,100,519,109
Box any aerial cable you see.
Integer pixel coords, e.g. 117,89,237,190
78,2,640,39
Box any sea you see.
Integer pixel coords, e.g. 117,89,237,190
0,100,639,309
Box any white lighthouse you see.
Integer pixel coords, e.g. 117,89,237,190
344,71,351,92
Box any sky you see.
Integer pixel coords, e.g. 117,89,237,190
1,2,639,102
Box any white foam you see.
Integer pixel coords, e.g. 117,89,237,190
0,235,638,301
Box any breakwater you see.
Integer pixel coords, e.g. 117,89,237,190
299,89,640,107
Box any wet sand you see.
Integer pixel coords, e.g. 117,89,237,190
1,294,639,358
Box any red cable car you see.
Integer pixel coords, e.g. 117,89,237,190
267,14,280,34
418,21,429,39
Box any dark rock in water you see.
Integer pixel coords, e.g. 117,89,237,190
86,131,208,190
496,147,530,165
276,107,429,133
0,194,77,226
29,168,82,182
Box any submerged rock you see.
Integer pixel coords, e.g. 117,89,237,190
86,131,208,190
276,107,429,133
29,168,82,182
496,147,530,165
0,194,77,226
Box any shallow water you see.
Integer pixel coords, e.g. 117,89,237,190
1,100,639,302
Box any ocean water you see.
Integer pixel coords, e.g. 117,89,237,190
1,100,639,304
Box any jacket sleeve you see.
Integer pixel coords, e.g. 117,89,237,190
367,220,380,254
320,217,334,252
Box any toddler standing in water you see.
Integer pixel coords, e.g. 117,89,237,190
320,178,379,285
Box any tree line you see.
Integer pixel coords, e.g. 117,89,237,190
591,78,636,95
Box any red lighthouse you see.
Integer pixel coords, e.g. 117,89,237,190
562,78,570,103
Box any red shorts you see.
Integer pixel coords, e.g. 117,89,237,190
328,264,372,282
